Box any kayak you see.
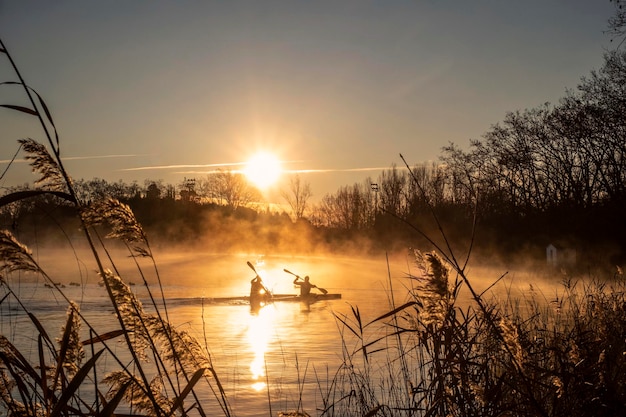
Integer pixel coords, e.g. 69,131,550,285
250,293,340,312
217,293,341,303
164,293,341,307
266,293,341,302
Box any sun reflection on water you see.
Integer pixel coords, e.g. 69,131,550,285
246,304,277,390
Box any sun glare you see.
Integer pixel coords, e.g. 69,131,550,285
244,152,282,190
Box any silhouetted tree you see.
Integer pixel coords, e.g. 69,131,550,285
313,181,375,230
204,170,261,210
406,162,447,216
554,50,626,208
379,164,407,217
609,0,626,47
280,174,312,220
145,182,161,199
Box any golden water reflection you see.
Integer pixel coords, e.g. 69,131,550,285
246,304,277,391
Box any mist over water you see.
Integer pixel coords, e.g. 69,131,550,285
1,242,571,416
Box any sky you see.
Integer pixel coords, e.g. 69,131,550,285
0,1,618,202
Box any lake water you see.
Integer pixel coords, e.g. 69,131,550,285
0,249,560,416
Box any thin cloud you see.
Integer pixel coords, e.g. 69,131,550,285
283,166,400,174
64,154,144,161
0,158,27,164
120,163,399,175
121,162,246,172
171,169,246,176
1,154,400,177
0,154,144,164
122,159,306,172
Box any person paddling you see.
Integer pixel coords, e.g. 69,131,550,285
246,260,272,313
293,275,316,297
285,268,329,296
250,274,270,301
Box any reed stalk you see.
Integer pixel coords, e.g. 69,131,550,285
0,37,229,417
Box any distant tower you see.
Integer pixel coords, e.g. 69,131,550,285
180,177,198,202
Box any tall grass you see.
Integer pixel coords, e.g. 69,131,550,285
0,37,229,417
322,252,626,416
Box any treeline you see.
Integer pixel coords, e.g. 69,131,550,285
314,51,626,264
1,51,625,264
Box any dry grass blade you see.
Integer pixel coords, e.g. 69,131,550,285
50,349,104,417
166,367,206,417
0,352,34,412
18,138,66,191
27,312,54,347
361,405,386,417
0,337,40,382
37,335,49,407
359,335,389,356
0,104,37,115
333,312,362,340
97,380,132,417
81,330,127,346
204,366,229,412
1,81,59,146
365,301,420,326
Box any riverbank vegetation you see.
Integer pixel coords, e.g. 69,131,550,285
326,251,626,417
2,3,626,416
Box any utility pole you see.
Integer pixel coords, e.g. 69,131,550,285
370,183,379,225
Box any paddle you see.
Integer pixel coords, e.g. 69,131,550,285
246,261,258,274
283,268,328,294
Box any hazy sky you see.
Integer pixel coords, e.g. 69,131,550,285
0,1,617,201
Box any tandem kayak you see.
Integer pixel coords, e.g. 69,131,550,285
217,293,341,304
268,293,341,302
249,293,340,312
164,293,341,308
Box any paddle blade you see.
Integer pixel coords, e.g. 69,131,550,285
317,287,328,294
247,261,256,273
284,269,296,276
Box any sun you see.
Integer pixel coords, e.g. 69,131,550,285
243,152,282,190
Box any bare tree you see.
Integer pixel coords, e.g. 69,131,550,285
379,164,407,217
608,0,626,47
280,174,312,220
313,181,375,230
439,50,626,217
205,170,261,210
145,182,161,200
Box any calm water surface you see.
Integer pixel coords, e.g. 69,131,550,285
0,251,558,416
